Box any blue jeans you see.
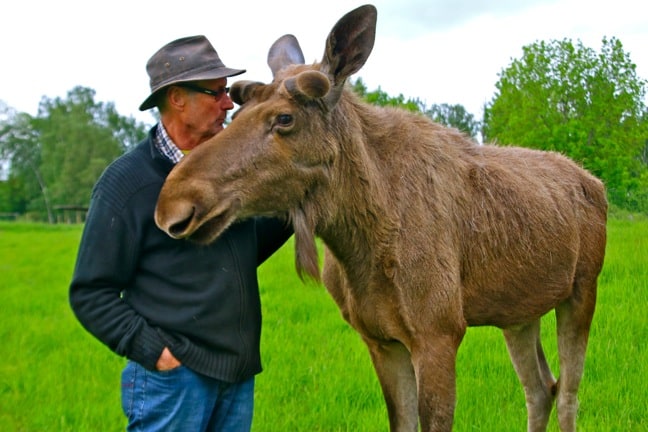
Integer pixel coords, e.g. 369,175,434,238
121,361,254,432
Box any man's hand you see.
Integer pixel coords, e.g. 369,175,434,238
156,347,181,371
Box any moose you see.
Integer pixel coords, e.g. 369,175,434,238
155,4,607,431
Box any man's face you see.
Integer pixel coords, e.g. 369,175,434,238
180,78,234,145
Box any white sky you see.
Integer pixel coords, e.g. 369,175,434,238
1,0,646,125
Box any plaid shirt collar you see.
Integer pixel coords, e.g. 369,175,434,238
154,122,184,164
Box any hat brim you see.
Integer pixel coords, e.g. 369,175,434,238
139,67,246,111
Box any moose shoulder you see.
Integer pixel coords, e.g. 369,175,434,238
155,5,607,432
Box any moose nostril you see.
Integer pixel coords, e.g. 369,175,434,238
167,205,196,238
169,217,191,237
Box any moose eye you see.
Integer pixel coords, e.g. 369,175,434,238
276,114,293,127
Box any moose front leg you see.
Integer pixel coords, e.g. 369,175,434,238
365,339,419,432
412,333,464,432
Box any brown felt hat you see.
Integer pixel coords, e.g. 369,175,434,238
139,35,246,111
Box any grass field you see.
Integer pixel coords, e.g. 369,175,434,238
0,218,646,431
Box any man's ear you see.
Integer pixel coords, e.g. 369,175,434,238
165,86,188,110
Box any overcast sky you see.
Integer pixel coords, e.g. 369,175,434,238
2,0,646,125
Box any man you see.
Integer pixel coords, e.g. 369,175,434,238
69,35,292,431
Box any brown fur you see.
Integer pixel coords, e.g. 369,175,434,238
155,5,607,431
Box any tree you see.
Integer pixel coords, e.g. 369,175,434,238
351,79,481,140
0,107,44,217
483,37,648,211
0,87,150,221
351,78,421,112
424,103,481,140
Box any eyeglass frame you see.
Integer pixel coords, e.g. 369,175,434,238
175,83,230,101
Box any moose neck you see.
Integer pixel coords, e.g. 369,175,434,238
313,96,400,281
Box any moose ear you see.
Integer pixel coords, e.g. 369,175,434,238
321,5,377,85
230,80,264,105
268,34,306,77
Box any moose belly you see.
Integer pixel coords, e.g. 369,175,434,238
461,264,575,328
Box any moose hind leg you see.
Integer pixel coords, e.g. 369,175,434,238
366,340,419,432
503,320,557,432
554,288,596,432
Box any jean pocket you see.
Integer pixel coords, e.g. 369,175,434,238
154,364,185,376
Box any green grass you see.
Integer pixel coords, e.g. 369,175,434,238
0,219,646,431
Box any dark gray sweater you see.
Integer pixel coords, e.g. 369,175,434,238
69,127,292,382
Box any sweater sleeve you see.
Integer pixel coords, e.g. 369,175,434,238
69,169,166,370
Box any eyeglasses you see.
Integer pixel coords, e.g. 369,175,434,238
176,83,230,101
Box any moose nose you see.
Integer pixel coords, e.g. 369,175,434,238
155,199,198,239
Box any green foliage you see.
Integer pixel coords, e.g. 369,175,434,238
0,177,26,214
425,103,481,140
351,78,481,140
483,37,648,212
1,220,647,431
0,108,42,215
351,77,421,112
0,87,150,220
